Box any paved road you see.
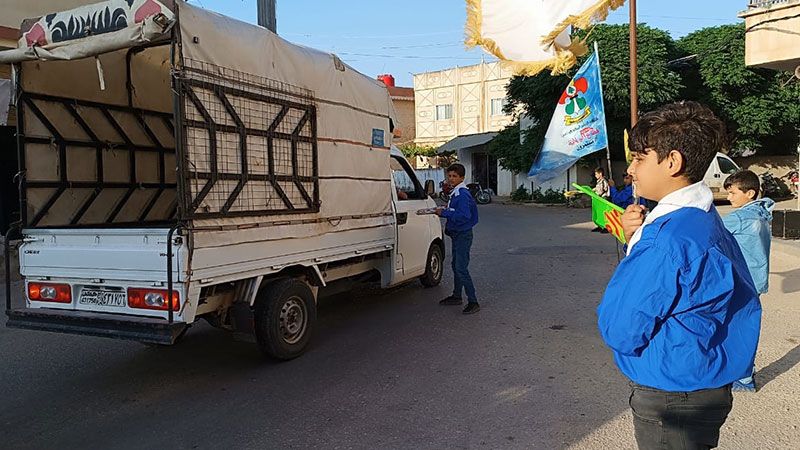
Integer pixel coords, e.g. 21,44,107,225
0,204,638,449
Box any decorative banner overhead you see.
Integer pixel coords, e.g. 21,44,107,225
465,0,625,76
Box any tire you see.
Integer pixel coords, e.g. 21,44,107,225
476,191,492,204
420,243,444,287
253,278,317,360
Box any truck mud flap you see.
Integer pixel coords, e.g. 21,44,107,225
5,308,188,345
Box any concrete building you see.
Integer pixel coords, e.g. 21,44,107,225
378,74,415,145
413,62,525,196
740,0,800,71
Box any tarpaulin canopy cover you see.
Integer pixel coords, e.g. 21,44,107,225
0,0,398,255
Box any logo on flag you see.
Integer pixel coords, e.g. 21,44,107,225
528,50,609,182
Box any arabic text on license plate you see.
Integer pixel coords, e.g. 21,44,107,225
80,290,126,307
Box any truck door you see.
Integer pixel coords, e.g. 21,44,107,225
390,155,432,277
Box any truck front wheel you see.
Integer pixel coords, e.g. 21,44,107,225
254,279,317,360
420,243,444,287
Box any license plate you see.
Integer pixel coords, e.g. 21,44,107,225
79,289,127,307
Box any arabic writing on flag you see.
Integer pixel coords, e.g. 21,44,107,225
528,51,609,183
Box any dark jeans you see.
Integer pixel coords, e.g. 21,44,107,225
449,229,477,302
629,383,733,450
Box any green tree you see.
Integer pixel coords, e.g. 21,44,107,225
678,24,800,155
493,24,685,173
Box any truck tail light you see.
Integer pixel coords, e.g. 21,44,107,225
28,283,72,303
127,288,180,311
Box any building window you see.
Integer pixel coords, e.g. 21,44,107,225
436,104,453,120
491,98,508,116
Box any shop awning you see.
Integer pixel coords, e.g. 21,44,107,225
436,132,498,154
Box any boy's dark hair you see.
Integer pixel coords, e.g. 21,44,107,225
629,101,726,183
594,167,606,176
447,163,466,178
724,170,761,198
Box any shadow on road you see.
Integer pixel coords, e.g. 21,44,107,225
755,343,800,391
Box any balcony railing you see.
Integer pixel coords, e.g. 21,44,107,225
749,0,796,8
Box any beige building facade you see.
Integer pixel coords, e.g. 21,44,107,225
413,62,514,146
740,0,800,71
413,62,525,196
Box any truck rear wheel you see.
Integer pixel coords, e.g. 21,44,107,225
254,278,316,360
420,243,444,287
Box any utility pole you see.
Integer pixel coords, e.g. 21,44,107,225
629,0,638,127
257,0,277,33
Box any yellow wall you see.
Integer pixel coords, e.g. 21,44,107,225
740,1,800,71
413,62,513,147
392,98,416,145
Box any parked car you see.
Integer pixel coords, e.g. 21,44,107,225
703,152,741,200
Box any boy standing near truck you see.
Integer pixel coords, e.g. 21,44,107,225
436,164,480,315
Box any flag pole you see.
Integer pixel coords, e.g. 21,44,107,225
629,0,640,205
594,41,613,180
629,0,638,127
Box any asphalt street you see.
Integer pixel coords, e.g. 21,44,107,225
0,204,645,449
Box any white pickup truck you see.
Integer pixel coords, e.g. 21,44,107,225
1,0,444,360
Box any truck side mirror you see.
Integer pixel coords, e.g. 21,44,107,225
424,179,436,198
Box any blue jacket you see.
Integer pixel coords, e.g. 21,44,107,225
597,207,762,391
722,198,774,294
442,185,479,233
610,184,646,209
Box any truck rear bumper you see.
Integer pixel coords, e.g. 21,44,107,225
5,308,188,345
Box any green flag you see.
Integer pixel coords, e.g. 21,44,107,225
572,183,626,244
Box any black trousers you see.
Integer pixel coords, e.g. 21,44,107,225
629,383,733,450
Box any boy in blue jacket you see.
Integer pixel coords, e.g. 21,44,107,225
597,102,761,449
436,163,480,314
723,169,775,392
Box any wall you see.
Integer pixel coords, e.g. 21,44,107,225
413,62,514,147
392,98,416,145
741,1,800,71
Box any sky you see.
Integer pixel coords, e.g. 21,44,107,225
191,0,748,87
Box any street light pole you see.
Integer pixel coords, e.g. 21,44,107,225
257,0,277,33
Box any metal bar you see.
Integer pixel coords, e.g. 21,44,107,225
26,181,176,189
139,189,164,222
183,87,218,175
25,92,173,120
24,136,167,154
107,189,135,224
30,187,66,227
257,0,277,32
15,70,28,226
187,172,313,183
22,97,63,142
70,189,101,225
182,79,310,113
4,222,21,312
179,123,312,143
629,0,639,127
215,86,249,213
189,180,215,212
166,224,180,324
310,107,320,207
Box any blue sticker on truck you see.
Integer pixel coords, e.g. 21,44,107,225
372,128,385,147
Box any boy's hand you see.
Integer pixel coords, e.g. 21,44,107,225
621,204,647,243
434,207,445,216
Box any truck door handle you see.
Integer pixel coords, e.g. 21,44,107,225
397,212,408,225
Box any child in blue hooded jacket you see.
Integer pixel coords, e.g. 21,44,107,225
723,169,775,392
